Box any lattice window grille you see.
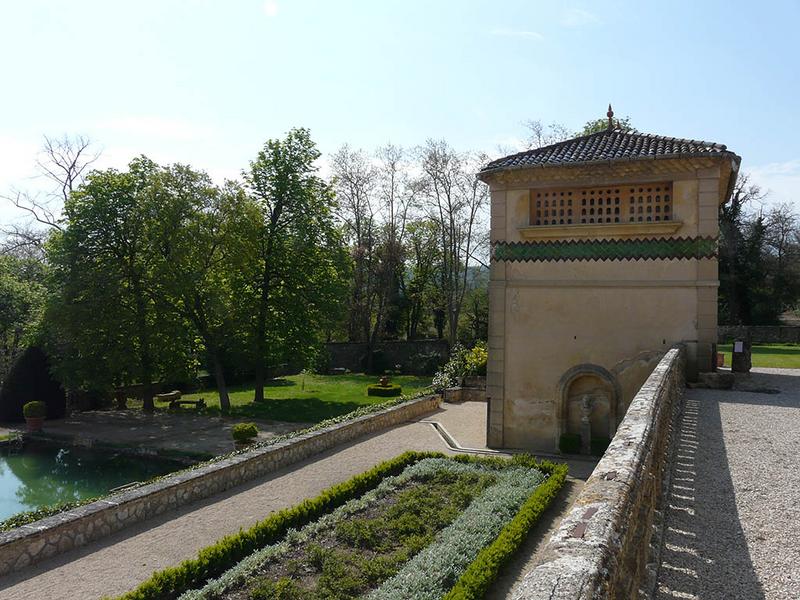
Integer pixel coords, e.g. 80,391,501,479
531,183,673,226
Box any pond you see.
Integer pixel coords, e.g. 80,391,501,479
0,443,184,522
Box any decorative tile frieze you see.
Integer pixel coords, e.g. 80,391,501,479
492,236,717,262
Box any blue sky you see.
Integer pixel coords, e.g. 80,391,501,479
1,0,799,223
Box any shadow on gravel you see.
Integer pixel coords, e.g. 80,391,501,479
724,371,800,408
656,395,765,600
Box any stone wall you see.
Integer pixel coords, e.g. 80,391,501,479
325,339,449,374
0,395,441,576
718,325,800,344
512,346,685,599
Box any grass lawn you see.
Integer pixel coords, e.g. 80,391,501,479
178,373,432,423
718,343,800,369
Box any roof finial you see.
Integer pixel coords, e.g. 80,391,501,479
607,104,614,130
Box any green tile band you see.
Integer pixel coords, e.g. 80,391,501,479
493,236,717,262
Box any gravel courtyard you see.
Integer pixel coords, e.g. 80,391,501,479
656,368,800,600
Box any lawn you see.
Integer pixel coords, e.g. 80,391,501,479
718,343,800,369
179,373,432,423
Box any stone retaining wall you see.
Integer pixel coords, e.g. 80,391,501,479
718,325,800,344
0,395,441,576
325,339,449,374
513,346,685,599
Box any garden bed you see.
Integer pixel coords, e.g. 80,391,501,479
117,452,567,600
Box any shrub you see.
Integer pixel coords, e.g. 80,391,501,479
232,422,259,443
22,401,46,418
432,342,487,391
114,451,439,600
367,384,402,397
558,432,581,454
371,461,545,599
590,436,611,456
0,346,66,422
463,341,487,376
432,343,467,391
443,459,568,600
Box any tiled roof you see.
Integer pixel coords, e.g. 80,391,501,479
481,128,739,174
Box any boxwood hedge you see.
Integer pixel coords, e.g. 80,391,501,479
112,451,441,600
443,457,568,600
112,452,567,600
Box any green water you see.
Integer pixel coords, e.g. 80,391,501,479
0,444,183,522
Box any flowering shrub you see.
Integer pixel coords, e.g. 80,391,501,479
463,342,487,376
432,341,487,391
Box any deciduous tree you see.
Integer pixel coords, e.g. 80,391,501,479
245,129,348,401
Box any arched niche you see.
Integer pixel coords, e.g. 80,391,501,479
556,364,621,452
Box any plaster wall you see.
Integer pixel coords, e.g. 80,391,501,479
485,158,730,451
501,284,688,450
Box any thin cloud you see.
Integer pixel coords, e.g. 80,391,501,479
489,28,544,41
561,8,601,27
748,159,800,210
263,0,279,17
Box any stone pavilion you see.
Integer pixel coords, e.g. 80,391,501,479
478,108,741,452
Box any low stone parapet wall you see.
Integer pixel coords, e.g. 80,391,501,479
442,387,486,403
513,346,685,599
0,394,441,576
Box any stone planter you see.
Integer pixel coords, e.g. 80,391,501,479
460,375,486,389
25,416,44,433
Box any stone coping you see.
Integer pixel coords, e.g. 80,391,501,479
0,394,441,575
512,346,685,599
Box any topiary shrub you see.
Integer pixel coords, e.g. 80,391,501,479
22,401,46,418
558,432,581,455
231,422,259,443
590,436,611,456
366,383,403,397
0,346,66,422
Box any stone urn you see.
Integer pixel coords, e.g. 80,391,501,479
379,375,390,387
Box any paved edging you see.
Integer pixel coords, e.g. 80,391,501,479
0,394,441,576
512,346,685,599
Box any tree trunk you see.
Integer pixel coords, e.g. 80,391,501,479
211,351,231,413
254,265,270,404
133,282,155,413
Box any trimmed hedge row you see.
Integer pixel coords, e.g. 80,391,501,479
443,457,569,600
112,451,441,600
112,451,568,600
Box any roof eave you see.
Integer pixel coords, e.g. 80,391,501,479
477,151,741,182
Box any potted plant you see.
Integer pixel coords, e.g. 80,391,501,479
22,401,46,433
232,422,259,450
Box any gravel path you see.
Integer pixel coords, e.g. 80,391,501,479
656,368,800,600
